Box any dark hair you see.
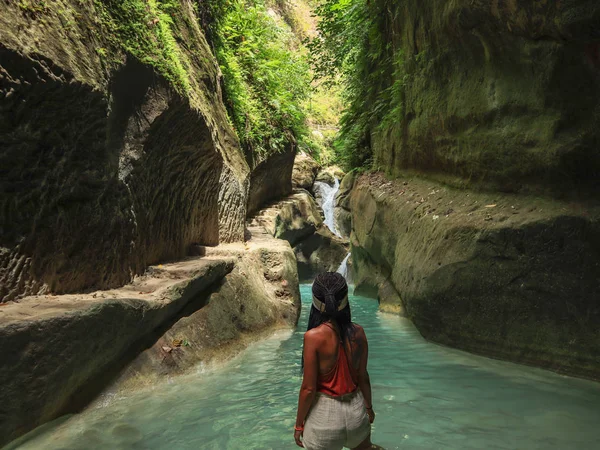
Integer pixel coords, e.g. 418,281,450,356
302,272,355,368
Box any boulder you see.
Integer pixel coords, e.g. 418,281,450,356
251,192,348,281
315,169,336,186
314,166,344,187
351,172,600,380
292,152,320,190
334,172,357,238
250,191,323,246
294,227,349,281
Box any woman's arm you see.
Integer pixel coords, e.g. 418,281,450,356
294,332,318,446
356,328,374,423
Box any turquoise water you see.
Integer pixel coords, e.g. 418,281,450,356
9,285,600,450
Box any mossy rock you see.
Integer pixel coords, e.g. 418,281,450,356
369,0,600,194
351,173,600,380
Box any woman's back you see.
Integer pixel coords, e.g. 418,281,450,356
294,272,377,450
309,322,367,380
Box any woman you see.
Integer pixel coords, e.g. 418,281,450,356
294,272,377,450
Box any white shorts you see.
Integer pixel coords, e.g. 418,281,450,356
303,390,371,450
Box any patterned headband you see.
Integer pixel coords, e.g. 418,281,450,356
312,294,349,313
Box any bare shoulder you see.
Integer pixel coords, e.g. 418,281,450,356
352,323,367,341
304,326,326,342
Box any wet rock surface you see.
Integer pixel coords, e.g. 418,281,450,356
0,228,301,447
334,172,356,239
111,227,300,393
250,191,348,280
314,166,344,188
251,191,323,246
294,227,349,281
0,257,234,446
351,173,600,380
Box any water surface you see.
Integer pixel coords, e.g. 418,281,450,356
9,285,600,449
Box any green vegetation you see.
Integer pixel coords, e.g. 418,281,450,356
93,0,191,93
309,0,405,170
203,0,313,161
21,0,344,165
31,0,343,165
202,0,346,164
17,0,50,16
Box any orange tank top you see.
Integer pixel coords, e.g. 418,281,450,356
317,325,357,397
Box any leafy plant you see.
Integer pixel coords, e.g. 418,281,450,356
203,0,312,161
308,0,406,170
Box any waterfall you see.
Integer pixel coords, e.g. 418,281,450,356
312,178,341,237
336,253,352,284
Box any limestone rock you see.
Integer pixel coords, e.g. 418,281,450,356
334,172,357,238
333,209,352,239
292,152,320,190
0,258,234,447
371,1,600,194
250,191,323,246
351,173,600,380
251,192,348,281
112,228,301,391
315,169,336,186
315,166,344,187
0,2,249,301
294,226,348,281
377,279,406,316
247,145,295,216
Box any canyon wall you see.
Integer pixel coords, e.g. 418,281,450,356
0,1,308,445
0,230,301,446
372,0,600,193
0,1,249,301
349,0,600,378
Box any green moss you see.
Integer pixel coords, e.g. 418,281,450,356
92,0,190,93
316,0,600,190
17,0,50,16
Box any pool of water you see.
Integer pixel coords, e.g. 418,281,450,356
8,285,600,450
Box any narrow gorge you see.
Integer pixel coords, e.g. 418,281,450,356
1,0,599,448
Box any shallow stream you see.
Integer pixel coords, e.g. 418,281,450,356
9,286,600,450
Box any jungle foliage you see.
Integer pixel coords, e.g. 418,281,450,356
201,0,314,163
95,0,323,164
308,0,405,170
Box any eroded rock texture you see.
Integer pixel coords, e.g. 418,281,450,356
351,174,600,380
113,228,301,391
292,152,319,190
334,172,356,239
0,2,249,301
0,257,235,446
247,145,295,216
250,191,348,281
374,0,600,193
